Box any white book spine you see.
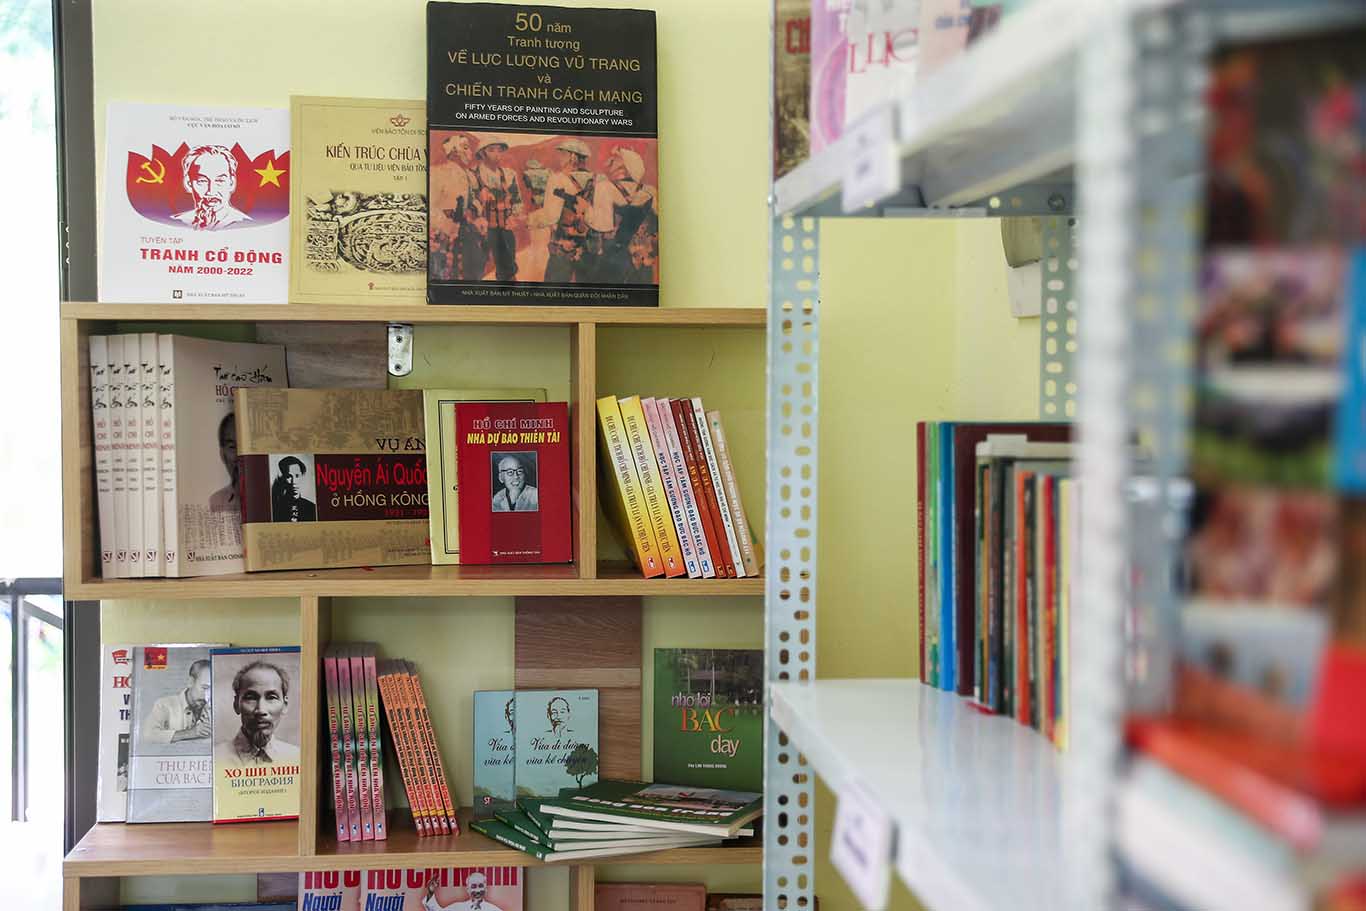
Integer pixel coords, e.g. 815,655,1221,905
107,336,129,578
89,336,116,579
690,397,745,577
659,396,714,578
139,333,162,576
96,644,132,821
159,335,180,577
707,409,760,577
641,398,702,578
119,335,145,577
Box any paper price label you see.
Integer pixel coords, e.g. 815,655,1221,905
830,778,895,910
841,106,898,214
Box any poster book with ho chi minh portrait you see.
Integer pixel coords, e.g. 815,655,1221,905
427,2,659,306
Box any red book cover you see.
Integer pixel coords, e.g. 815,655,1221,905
916,421,927,683
1014,470,1031,726
455,402,571,565
336,646,362,842
347,647,374,840
674,398,735,577
1041,474,1057,742
671,397,728,579
950,423,1071,697
322,648,348,842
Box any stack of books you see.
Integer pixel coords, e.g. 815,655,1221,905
597,395,761,579
470,780,761,862
376,659,459,837
322,644,387,842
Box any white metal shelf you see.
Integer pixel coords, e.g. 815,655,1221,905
770,679,1070,911
773,0,1125,217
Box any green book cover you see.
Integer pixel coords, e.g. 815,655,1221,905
470,817,551,861
652,649,763,792
494,807,548,846
537,779,762,837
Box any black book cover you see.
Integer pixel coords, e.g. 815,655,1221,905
427,2,659,306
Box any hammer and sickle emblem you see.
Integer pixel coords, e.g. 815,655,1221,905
136,158,166,184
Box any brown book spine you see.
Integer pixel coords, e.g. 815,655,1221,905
672,398,734,577
377,664,429,836
706,410,761,576
406,662,460,835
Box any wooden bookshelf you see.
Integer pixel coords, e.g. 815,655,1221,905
61,303,766,906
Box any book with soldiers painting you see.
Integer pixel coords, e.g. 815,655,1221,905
426,2,660,306
454,401,572,564
210,646,302,824
289,96,429,304
233,388,429,572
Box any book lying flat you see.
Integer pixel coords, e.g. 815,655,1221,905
535,780,763,838
517,797,755,839
471,818,719,862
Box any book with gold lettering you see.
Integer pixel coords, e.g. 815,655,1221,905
289,96,429,304
426,2,659,305
234,388,429,571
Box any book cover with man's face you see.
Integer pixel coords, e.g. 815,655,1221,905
211,646,303,824
513,689,598,799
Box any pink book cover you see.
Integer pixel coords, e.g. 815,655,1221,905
659,394,715,578
322,648,348,842
810,0,851,154
642,397,702,578
361,645,387,840
347,647,374,840
335,647,362,842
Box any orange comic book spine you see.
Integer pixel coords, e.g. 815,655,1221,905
377,665,429,836
407,662,461,835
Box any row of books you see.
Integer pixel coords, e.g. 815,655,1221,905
470,779,762,863
597,395,761,579
97,643,302,824
916,421,1077,748
322,646,384,841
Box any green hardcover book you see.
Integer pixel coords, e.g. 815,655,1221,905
495,807,549,846
471,817,718,861
535,779,762,837
652,648,763,792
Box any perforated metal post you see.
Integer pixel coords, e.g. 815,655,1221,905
765,214,819,911
1039,216,1080,420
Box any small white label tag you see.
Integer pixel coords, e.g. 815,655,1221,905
830,777,895,910
841,106,898,213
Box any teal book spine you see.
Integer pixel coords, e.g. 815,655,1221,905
472,690,516,818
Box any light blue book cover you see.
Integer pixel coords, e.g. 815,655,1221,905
939,421,956,691
473,689,516,818
1336,250,1366,488
513,689,599,799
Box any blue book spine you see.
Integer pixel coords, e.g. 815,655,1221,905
939,422,956,691
1336,249,1366,489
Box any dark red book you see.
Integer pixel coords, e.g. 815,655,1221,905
1041,473,1057,742
673,398,734,578
949,423,1070,697
1015,469,1032,726
454,402,571,564
916,421,927,684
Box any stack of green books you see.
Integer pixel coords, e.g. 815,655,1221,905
470,779,762,863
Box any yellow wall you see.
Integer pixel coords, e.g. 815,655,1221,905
91,2,1037,910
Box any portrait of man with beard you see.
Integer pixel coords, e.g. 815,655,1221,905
173,144,252,230
213,659,300,767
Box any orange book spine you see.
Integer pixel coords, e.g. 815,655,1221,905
618,395,685,577
394,665,449,835
674,398,735,577
378,666,429,836
407,663,461,834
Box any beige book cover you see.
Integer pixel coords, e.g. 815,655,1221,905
290,96,428,304
165,336,288,577
234,388,428,572
423,387,547,564
210,646,302,823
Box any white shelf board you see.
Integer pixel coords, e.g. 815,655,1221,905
770,679,1071,911
773,0,1123,216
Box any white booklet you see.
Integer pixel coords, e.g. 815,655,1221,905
100,102,290,303
96,644,132,821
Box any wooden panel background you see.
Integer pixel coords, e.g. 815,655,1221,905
515,597,642,780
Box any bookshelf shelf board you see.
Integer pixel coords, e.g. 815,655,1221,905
61,302,766,328
770,679,1068,911
66,562,763,600
63,813,760,878
318,810,761,870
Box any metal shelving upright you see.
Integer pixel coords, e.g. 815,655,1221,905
760,2,1366,909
